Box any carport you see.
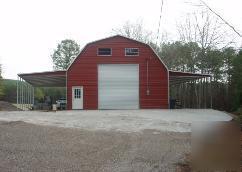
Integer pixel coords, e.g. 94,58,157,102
17,70,211,110
169,70,212,109
17,71,66,110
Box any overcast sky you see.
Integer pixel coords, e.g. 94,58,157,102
0,0,241,79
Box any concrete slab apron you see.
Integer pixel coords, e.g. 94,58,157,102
0,109,232,132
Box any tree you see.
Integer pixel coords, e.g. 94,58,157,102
177,11,233,75
112,20,155,44
34,88,45,102
231,50,242,110
51,39,80,70
159,41,200,72
222,47,236,83
177,11,226,49
2,79,16,102
201,48,223,81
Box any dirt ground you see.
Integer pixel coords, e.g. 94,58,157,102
0,121,190,172
0,101,20,111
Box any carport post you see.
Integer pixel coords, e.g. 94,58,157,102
28,84,30,109
23,81,26,110
199,78,201,109
25,82,27,110
195,79,199,108
184,83,187,108
23,80,26,110
24,81,26,110
205,77,207,108
210,76,213,109
23,80,25,110
29,85,32,109
22,81,24,110
27,83,29,109
29,84,31,109
26,82,29,110
201,78,203,108
19,78,23,109
20,78,21,110
32,87,34,107
19,78,21,110
17,76,19,109
18,77,20,109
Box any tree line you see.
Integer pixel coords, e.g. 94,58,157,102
158,42,242,111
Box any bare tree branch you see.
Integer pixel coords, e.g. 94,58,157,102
199,0,242,37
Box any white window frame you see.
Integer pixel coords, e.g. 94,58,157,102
97,48,112,56
125,48,139,56
74,88,81,99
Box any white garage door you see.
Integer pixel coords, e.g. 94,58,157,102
98,64,139,109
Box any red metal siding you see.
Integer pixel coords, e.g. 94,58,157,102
67,36,168,109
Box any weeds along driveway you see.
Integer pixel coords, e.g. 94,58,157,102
0,109,232,132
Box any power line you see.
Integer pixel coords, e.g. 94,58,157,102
156,0,164,46
199,0,242,38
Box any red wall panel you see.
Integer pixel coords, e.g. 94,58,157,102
67,36,168,109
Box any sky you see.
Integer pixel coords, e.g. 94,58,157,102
0,0,241,79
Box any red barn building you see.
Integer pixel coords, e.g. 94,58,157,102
67,35,169,109
18,35,211,110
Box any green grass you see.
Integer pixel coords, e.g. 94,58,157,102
2,79,17,103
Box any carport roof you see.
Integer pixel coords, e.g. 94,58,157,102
18,70,211,87
169,70,211,85
18,71,66,87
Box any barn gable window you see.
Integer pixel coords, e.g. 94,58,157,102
125,48,139,56
98,48,112,56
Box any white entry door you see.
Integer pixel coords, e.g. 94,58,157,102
72,86,83,109
98,64,139,109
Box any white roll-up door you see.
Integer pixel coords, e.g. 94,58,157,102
98,64,139,109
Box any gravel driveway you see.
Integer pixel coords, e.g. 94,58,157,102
0,109,232,171
0,121,190,172
0,109,232,132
